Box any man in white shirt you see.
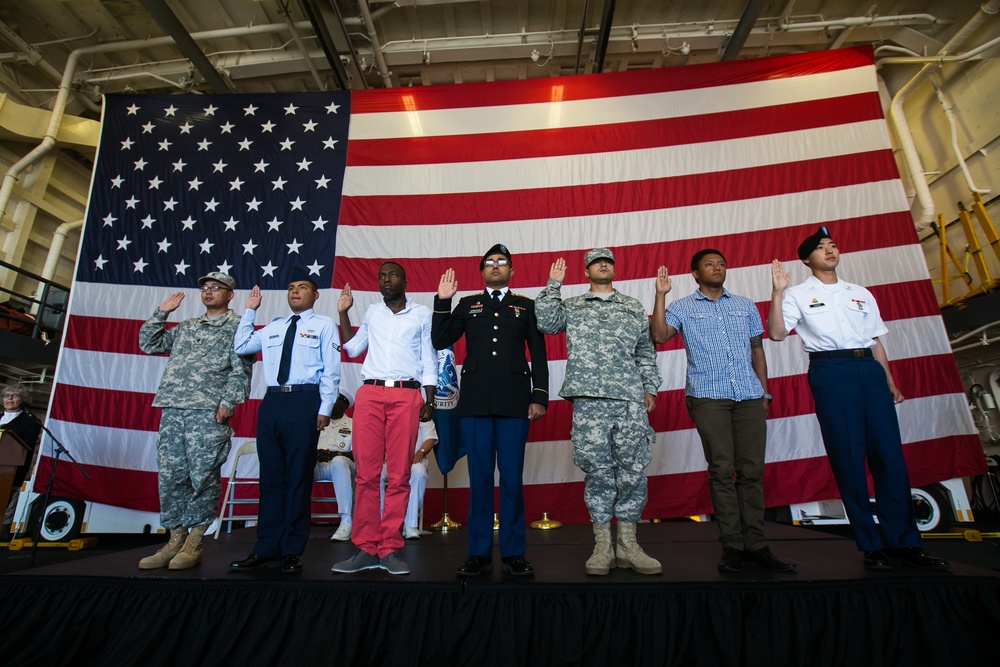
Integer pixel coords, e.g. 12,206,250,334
768,226,948,571
332,262,437,576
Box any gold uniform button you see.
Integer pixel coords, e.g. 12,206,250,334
494,312,499,317
493,325,499,330
492,351,497,356
493,337,498,342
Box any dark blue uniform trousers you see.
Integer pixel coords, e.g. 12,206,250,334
253,387,321,558
462,416,530,559
808,356,921,551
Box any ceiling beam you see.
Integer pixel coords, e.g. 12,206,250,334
138,0,234,93
592,0,618,73
720,0,766,61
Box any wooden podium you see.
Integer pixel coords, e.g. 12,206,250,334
0,429,31,522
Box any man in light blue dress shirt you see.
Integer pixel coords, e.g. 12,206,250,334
229,269,340,574
652,249,794,574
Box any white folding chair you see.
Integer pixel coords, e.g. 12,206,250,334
214,440,259,539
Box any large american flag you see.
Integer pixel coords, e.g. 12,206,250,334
41,47,985,526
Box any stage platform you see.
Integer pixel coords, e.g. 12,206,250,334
1,521,998,666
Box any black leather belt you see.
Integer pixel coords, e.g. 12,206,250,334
363,379,421,389
809,349,873,360
267,384,320,393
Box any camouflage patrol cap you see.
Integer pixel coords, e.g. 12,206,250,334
584,248,615,267
198,272,236,289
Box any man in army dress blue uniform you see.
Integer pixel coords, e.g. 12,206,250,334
137,272,254,570
536,249,663,576
433,244,548,577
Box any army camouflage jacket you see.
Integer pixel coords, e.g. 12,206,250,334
535,279,661,402
139,308,254,411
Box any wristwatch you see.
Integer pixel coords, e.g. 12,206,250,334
763,393,773,401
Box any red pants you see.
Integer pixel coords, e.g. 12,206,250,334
351,384,423,558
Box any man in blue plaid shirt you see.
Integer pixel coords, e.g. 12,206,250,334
651,249,795,574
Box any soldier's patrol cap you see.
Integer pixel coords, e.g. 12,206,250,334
480,244,512,270
797,225,833,261
288,268,318,289
584,247,615,267
198,272,235,289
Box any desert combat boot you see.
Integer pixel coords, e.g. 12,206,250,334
169,524,207,569
615,521,662,575
138,526,188,569
585,522,615,575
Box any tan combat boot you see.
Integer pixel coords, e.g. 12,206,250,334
585,522,615,576
138,526,188,570
168,524,207,570
615,521,662,575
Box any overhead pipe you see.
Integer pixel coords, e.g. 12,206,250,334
781,13,946,31
37,219,83,298
0,20,100,114
886,0,1000,232
0,21,312,234
357,0,393,87
931,75,990,194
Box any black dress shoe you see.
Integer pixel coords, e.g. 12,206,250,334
885,548,951,571
228,554,280,572
282,555,303,574
717,547,743,573
501,556,534,577
862,550,893,570
743,546,796,573
457,556,492,577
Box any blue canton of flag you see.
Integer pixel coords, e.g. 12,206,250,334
77,92,351,290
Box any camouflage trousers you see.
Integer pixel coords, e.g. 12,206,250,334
156,408,233,529
570,397,655,523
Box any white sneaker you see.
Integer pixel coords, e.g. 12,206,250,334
331,521,352,541
402,525,421,540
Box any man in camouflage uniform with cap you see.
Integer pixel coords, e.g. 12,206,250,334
137,272,254,570
536,248,663,576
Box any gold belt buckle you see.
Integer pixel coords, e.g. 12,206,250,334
279,385,292,392
853,349,865,358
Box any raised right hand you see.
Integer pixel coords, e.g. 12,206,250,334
655,266,672,295
245,285,262,310
549,258,567,282
158,292,185,313
438,269,458,299
338,284,353,312
770,260,790,292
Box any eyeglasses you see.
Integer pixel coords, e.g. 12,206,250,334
2,393,21,399
483,259,509,267
200,285,232,292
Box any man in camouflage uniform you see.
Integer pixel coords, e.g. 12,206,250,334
137,272,254,570
536,248,663,575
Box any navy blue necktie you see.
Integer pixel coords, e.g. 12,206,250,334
276,315,300,386
491,290,502,305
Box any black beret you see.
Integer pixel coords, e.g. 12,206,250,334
797,226,833,261
480,244,512,270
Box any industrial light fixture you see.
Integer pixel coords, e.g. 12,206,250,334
529,39,554,66
662,35,691,57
